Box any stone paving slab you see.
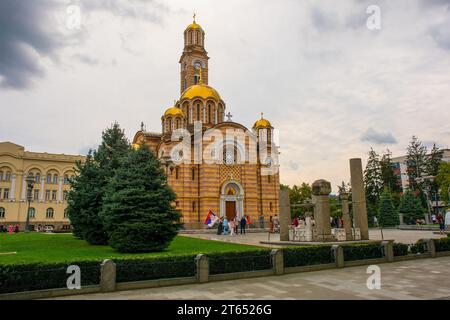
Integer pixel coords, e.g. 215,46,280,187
52,256,450,300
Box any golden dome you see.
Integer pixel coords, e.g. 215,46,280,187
181,84,221,101
254,114,272,129
164,106,184,117
186,14,202,31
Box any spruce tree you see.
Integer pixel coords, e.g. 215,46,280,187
398,190,425,225
378,189,399,227
380,149,401,194
364,148,383,206
406,136,427,191
101,144,181,253
67,123,130,245
67,152,108,244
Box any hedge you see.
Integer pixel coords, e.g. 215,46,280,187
0,261,100,294
283,246,333,268
342,243,383,261
208,250,272,275
434,237,450,252
115,255,196,282
393,243,409,256
410,240,427,254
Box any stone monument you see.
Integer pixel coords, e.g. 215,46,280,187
279,188,291,241
340,192,353,241
312,179,332,241
350,158,369,240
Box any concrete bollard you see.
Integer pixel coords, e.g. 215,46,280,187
271,249,284,275
332,245,344,268
195,254,209,283
424,239,436,258
100,259,116,292
382,240,394,262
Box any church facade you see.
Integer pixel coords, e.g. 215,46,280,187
133,18,280,228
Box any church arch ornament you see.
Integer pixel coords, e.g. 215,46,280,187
220,180,245,219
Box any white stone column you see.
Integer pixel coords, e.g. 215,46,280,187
39,176,45,201
21,175,27,200
10,174,16,200
58,177,63,202
215,108,218,124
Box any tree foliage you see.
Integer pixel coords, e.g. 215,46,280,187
398,190,425,225
378,189,399,227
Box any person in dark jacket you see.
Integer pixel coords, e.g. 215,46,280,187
217,218,224,235
240,216,247,235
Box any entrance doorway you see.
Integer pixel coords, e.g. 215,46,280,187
226,201,237,220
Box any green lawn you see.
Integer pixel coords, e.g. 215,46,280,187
0,233,262,265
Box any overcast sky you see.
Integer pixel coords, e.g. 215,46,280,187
1,0,449,190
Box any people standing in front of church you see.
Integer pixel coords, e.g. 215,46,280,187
222,217,229,235
240,216,247,235
229,218,236,236
217,218,223,235
259,214,265,229
269,216,274,233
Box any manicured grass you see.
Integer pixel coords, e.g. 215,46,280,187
0,233,262,265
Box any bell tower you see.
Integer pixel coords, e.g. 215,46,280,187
179,15,209,94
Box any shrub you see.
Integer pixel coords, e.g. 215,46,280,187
410,240,426,254
393,243,409,256
0,261,100,294
342,243,383,261
208,250,272,275
115,255,196,283
283,246,333,268
434,238,450,252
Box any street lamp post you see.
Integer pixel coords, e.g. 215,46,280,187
24,173,35,233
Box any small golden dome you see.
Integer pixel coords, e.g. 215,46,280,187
181,84,221,101
254,114,272,129
186,14,202,31
164,106,184,117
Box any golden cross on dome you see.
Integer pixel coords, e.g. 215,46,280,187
261,112,264,119
193,13,196,23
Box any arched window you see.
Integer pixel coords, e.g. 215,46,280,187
196,104,200,121
35,173,41,183
192,168,196,180
208,104,212,123
53,174,58,184
46,208,54,219
175,167,180,180
0,207,5,219
0,171,3,181
223,144,239,165
194,74,200,85
5,172,11,182
64,174,69,184
28,207,36,219
46,174,52,183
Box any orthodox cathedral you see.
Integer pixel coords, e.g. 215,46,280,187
132,17,280,228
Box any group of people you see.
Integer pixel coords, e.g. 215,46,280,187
217,215,250,236
0,225,19,234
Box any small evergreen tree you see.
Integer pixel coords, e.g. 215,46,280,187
380,149,401,194
101,144,181,253
378,189,399,227
364,148,383,206
67,152,108,244
406,136,427,192
398,190,425,225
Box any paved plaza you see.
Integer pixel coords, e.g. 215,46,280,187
55,256,450,300
181,229,447,247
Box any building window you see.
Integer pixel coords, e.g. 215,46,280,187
269,202,273,212
192,168,196,180
28,207,36,219
45,190,50,201
52,190,57,201
0,171,3,181
175,167,179,180
3,189,9,200
53,174,58,184
196,104,200,120
35,173,41,183
46,208,54,219
192,201,196,212
63,190,68,201
34,189,40,201
0,188,2,199
64,208,69,219
4,172,11,182
46,174,51,183
64,175,69,184
268,175,271,183
0,207,5,218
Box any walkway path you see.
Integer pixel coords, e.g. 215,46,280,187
54,256,450,300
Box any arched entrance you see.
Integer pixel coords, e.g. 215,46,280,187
220,180,244,220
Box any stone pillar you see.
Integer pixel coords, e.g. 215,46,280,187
332,245,344,268
279,189,291,241
340,192,353,241
350,158,369,240
39,176,45,202
58,177,63,202
312,180,332,241
21,175,27,200
382,240,394,262
195,254,209,283
399,213,404,225
424,239,436,258
271,249,284,275
100,259,116,292
10,174,16,200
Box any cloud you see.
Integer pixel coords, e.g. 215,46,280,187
72,54,99,65
0,0,169,90
361,128,398,145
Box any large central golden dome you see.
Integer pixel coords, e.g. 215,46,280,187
180,83,222,101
